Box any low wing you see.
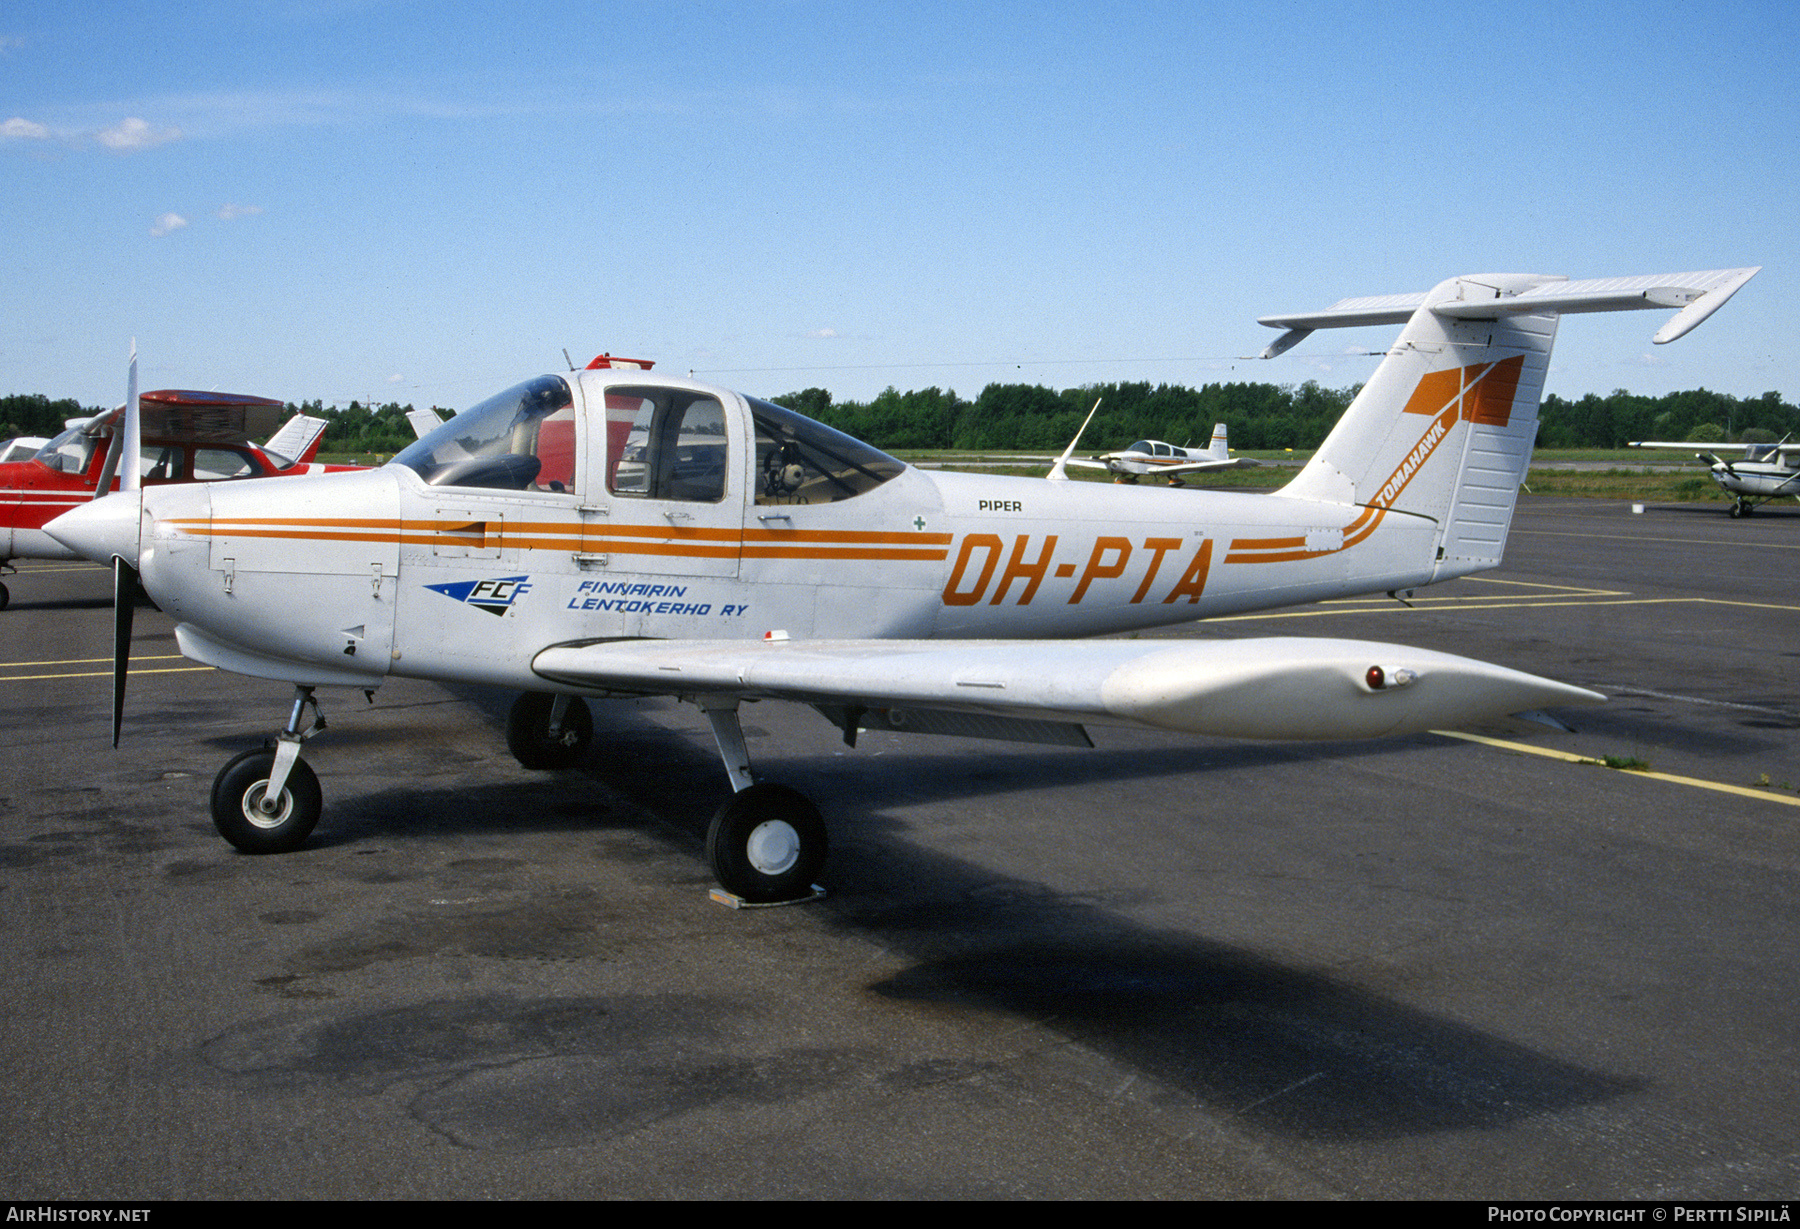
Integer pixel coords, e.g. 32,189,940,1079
1153,456,1260,475
531,636,1601,743
1064,456,1259,476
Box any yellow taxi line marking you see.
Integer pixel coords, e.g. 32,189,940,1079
0,667,216,682
1434,729,1800,809
0,654,187,668
1213,595,1800,621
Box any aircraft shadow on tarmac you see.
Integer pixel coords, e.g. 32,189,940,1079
270,684,1640,1143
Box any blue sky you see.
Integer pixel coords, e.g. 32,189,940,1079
3,1,1795,415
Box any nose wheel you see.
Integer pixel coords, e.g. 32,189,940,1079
212,748,321,853
210,685,327,854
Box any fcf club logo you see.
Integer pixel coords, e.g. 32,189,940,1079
425,575,532,616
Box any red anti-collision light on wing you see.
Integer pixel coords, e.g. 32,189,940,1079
586,354,656,370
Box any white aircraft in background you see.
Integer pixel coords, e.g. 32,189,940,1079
50,266,1757,903
1059,423,1260,485
0,437,51,464
1627,437,1800,517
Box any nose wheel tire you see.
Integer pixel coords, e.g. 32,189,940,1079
212,749,322,854
506,693,594,770
706,784,828,902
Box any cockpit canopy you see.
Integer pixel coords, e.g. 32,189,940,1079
392,375,905,505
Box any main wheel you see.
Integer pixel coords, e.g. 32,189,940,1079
506,693,594,770
706,784,828,902
0,580,9,610
212,748,321,854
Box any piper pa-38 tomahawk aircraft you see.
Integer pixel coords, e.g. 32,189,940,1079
49,266,1758,902
0,386,344,610
1627,437,1800,517
1064,423,1260,485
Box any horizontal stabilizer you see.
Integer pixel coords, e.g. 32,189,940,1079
1259,268,1759,349
263,414,328,464
532,636,1602,743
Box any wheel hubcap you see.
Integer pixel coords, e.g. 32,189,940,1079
745,819,801,876
243,782,291,829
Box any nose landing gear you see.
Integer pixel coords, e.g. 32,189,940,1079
211,686,326,853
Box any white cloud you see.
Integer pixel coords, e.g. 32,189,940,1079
387,373,404,384
216,202,264,221
149,212,188,237
807,327,840,339
97,117,181,152
1,116,50,140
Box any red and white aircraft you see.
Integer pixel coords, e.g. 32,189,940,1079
49,267,1758,902
0,384,352,609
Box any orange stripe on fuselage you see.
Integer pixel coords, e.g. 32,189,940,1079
163,516,951,563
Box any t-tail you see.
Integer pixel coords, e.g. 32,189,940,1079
1257,268,1758,581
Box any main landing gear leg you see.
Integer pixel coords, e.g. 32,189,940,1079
211,685,327,854
699,698,827,906
507,692,594,770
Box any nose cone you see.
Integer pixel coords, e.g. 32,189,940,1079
46,491,142,564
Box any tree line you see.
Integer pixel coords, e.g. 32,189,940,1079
776,381,1800,453
6,382,1797,457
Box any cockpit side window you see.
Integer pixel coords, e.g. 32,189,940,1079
605,387,728,503
749,397,904,505
392,375,576,493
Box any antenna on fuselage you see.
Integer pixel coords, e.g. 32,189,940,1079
1047,398,1102,483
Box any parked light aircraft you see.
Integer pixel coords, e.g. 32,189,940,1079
0,437,51,464
0,387,354,610
1627,438,1800,517
1065,423,1260,485
49,266,1759,902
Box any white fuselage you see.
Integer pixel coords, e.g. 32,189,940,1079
125,372,1446,693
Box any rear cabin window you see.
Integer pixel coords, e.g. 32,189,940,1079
748,397,904,505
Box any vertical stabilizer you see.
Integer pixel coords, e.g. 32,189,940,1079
1258,267,1758,581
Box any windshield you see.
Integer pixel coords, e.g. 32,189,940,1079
392,375,575,492
34,427,98,476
